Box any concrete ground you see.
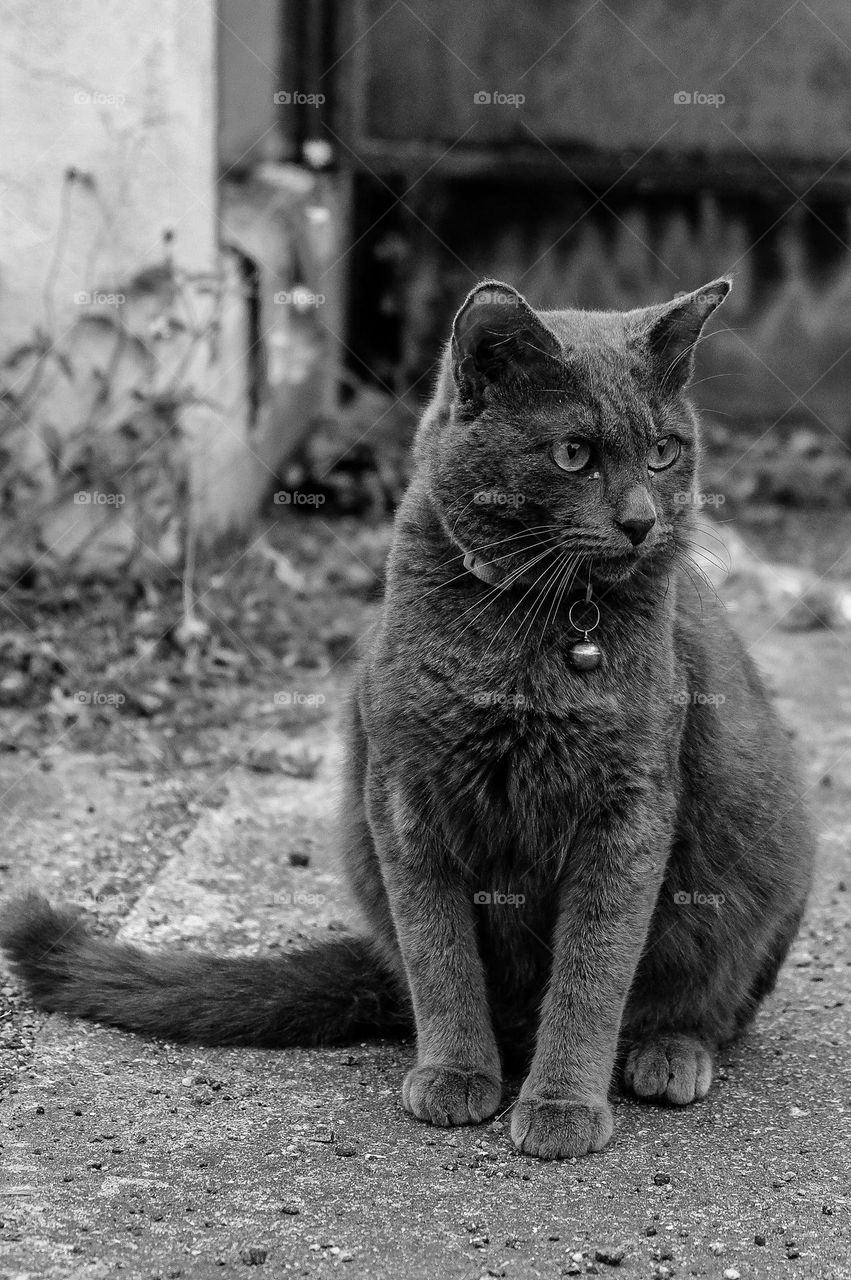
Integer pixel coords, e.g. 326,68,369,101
1,606,850,1280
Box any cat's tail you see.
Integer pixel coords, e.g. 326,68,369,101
0,892,410,1047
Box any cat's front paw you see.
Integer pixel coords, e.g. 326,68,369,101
402,1065,501,1126
624,1034,713,1105
510,1096,613,1159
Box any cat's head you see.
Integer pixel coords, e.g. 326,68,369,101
421,278,729,588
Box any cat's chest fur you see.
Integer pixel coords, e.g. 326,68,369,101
368,607,679,868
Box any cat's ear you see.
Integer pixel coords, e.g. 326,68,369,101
451,280,562,406
641,278,731,393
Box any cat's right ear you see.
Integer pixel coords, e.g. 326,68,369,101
640,278,731,393
451,281,562,407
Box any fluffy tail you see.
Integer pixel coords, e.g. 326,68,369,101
0,892,410,1047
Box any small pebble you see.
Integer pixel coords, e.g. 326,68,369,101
240,1247,267,1266
754,1234,766,1246
652,1173,671,1186
595,1245,625,1266
723,1270,741,1280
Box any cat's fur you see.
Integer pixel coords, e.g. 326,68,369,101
0,278,814,1159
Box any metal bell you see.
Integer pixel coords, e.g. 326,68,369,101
569,639,602,671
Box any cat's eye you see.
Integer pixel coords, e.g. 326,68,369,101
553,440,592,472
647,436,681,471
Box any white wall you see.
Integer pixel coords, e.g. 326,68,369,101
0,0,217,350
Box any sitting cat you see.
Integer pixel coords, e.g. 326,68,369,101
0,277,814,1160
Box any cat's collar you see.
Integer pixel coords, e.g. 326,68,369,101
462,550,602,670
462,550,507,587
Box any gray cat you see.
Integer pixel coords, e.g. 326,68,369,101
0,278,814,1159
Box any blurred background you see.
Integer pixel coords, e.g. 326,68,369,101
1,0,851,774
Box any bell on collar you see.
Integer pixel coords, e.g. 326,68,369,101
568,637,602,670
567,587,602,671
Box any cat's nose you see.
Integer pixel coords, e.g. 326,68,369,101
617,514,656,545
615,487,657,545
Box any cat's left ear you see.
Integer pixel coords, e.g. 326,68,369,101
640,277,731,393
451,280,562,407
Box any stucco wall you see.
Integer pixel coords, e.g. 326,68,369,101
0,0,216,351
0,1,285,557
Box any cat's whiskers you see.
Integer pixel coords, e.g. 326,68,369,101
679,558,709,613
514,550,574,651
683,520,732,553
451,542,562,644
557,552,585,613
675,548,727,613
533,552,584,656
675,521,732,565
679,537,732,577
685,536,733,571
443,489,549,551
687,373,731,390
483,546,568,657
415,527,561,605
429,524,560,576
455,544,559,647
538,554,577,645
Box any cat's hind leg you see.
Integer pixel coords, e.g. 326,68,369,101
621,902,808,1107
623,1033,714,1105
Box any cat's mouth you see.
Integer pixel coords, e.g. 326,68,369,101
586,553,641,585
585,534,675,583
